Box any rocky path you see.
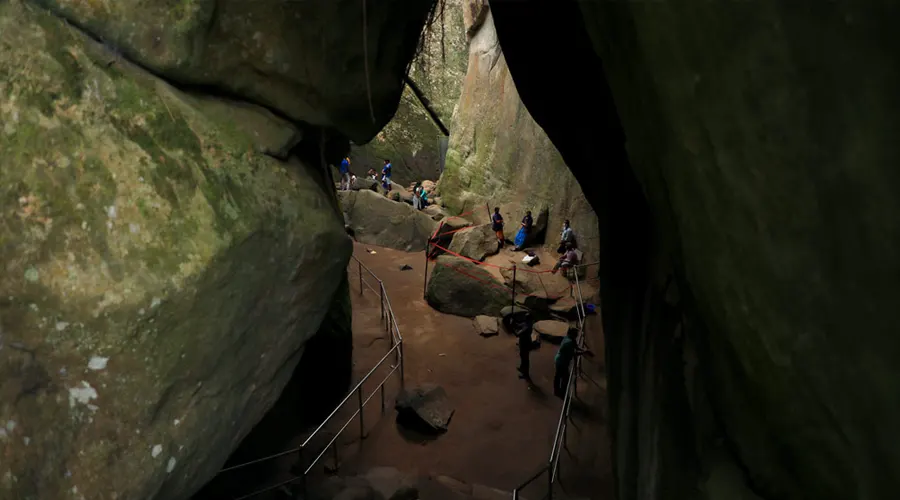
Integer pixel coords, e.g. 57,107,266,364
337,242,612,498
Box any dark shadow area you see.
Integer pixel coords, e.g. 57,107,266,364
394,413,443,445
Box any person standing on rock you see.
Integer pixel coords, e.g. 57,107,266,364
339,156,351,190
381,159,393,195
516,313,535,382
514,210,534,251
553,327,591,398
412,182,422,210
557,219,576,254
492,207,505,248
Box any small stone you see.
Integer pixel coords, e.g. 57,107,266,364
166,457,177,473
151,445,163,458
533,320,570,340
473,315,500,337
88,356,109,371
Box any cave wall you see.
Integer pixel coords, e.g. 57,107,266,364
438,2,599,262
489,1,900,500
350,0,468,186
0,0,433,498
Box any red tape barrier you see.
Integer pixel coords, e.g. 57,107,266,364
428,242,554,275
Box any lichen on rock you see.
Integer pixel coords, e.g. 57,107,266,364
0,2,351,498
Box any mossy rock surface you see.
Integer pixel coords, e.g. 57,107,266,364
30,0,434,142
438,10,598,268
0,3,350,498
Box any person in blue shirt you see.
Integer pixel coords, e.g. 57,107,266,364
553,327,591,398
339,156,351,191
381,159,393,194
514,210,534,251
491,207,505,248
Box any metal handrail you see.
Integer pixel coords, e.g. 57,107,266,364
512,270,591,499
217,254,404,499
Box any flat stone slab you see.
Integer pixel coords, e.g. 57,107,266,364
534,320,570,339
395,384,455,433
474,315,500,337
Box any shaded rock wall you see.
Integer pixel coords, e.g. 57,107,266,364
350,0,469,186
489,1,900,500
438,6,599,264
30,0,435,142
0,2,364,499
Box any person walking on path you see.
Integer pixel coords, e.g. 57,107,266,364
515,313,536,381
553,327,591,398
339,156,351,190
491,207,506,248
557,219,576,254
514,210,534,251
381,159,393,194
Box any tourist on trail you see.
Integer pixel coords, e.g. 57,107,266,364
553,327,591,398
381,159,393,194
514,210,534,251
491,207,505,248
557,219,576,254
367,168,378,180
551,242,579,274
515,313,535,381
420,187,429,207
339,156,351,190
412,182,423,210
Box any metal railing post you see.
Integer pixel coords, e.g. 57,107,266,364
547,462,553,500
380,280,385,320
358,260,363,295
381,384,386,414
511,264,517,314
357,386,365,440
424,240,430,299
399,340,405,388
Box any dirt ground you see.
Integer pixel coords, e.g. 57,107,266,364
335,241,612,497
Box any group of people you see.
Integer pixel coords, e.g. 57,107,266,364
338,156,394,196
512,312,591,398
490,207,581,274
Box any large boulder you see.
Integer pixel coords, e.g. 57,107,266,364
31,0,435,142
351,177,379,192
0,4,351,499
338,190,438,252
447,224,499,261
395,384,455,433
425,256,510,317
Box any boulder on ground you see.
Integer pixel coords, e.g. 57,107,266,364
351,177,379,192
426,256,510,317
338,190,438,251
421,180,436,193
395,384,455,433
549,297,580,320
0,6,352,499
362,467,418,500
534,320,571,342
473,316,501,337
448,224,500,262
423,204,447,221
428,217,474,259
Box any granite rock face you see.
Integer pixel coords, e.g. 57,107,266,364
438,5,599,268
31,0,435,142
489,1,900,499
0,3,352,498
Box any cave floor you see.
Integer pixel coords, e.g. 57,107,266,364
328,241,612,498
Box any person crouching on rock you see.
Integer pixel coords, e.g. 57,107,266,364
515,313,536,382
492,207,505,248
553,327,591,398
551,242,579,274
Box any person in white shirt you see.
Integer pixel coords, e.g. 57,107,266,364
557,219,576,254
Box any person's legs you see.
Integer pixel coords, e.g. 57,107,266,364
518,350,530,380
554,363,570,398
496,230,505,248
342,172,351,190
